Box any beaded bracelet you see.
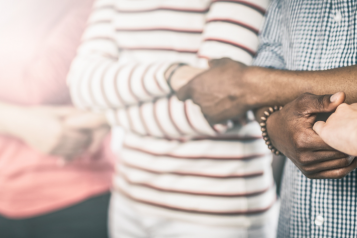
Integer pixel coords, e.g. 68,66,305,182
260,106,284,155
166,63,187,93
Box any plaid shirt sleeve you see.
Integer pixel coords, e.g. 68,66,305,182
252,0,285,69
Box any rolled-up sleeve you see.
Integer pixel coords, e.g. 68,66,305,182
253,0,285,69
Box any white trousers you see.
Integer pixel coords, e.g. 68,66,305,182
109,191,278,238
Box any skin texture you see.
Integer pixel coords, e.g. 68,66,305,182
314,101,357,156
266,92,357,179
176,59,252,124
0,101,109,161
175,58,357,179
177,58,357,124
166,64,205,92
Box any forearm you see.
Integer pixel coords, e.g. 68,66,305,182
0,101,29,138
69,55,175,110
246,65,357,108
106,95,217,139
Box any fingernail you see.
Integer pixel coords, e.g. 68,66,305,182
330,92,341,102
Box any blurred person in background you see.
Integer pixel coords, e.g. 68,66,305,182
68,0,278,237
0,0,114,237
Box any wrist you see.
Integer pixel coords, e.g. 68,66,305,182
12,106,41,141
169,65,205,92
242,66,267,108
0,102,31,138
164,64,179,80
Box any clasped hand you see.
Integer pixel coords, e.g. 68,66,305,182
266,92,357,179
170,59,357,179
21,106,109,161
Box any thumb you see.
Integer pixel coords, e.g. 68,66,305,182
176,80,193,101
208,59,220,68
64,113,108,130
51,107,79,118
313,120,326,136
305,92,346,114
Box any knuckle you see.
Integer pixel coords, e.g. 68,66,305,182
316,95,326,108
341,158,352,167
303,172,314,179
298,155,310,165
302,165,315,174
293,133,307,151
298,92,313,102
332,170,348,179
220,57,231,64
295,93,312,110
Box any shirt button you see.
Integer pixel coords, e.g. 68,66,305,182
315,214,324,226
334,11,342,22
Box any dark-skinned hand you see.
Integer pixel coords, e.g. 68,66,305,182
176,58,256,124
266,92,357,179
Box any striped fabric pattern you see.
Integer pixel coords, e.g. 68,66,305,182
68,0,276,227
254,0,357,237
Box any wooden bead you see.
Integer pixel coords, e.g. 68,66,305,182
259,105,283,155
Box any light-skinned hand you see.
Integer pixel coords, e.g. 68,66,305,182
19,106,91,160
313,96,357,156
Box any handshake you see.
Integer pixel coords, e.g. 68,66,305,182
17,106,109,163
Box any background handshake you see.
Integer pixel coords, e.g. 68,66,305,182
3,105,110,163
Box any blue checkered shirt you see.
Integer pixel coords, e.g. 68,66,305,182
254,0,357,237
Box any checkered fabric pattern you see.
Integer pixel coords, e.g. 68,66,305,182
254,0,357,237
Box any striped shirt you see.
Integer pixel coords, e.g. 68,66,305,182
68,0,276,227
254,0,357,237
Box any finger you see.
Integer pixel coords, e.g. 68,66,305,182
208,59,220,68
295,130,337,151
303,155,355,174
312,121,326,136
62,134,92,152
176,80,193,101
308,157,357,179
298,150,348,165
87,127,110,154
302,92,345,114
53,144,87,159
51,107,79,118
64,113,107,130
208,58,231,68
51,131,92,157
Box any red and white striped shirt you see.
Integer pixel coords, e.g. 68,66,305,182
68,0,276,227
